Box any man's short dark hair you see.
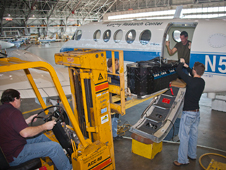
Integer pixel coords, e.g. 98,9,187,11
1,89,20,104
180,31,188,37
193,62,205,76
107,58,119,68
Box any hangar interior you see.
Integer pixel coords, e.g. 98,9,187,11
0,0,226,170
1,0,226,38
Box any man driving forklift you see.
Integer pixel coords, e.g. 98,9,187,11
0,89,72,170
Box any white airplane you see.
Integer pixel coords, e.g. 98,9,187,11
0,50,70,99
0,36,28,48
60,18,226,101
11,39,24,48
1,18,226,108
38,38,57,45
38,34,62,45
0,37,15,42
0,40,14,50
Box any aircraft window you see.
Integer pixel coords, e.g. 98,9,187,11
103,30,111,42
140,30,151,45
74,30,82,40
173,30,181,42
93,30,101,42
126,30,136,44
114,29,123,43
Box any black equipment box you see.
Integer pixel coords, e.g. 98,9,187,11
127,58,178,98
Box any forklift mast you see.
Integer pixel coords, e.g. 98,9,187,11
55,49,125,170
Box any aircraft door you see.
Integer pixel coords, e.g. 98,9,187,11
162,22,197,64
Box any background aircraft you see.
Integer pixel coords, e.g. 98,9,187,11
11,39,24,48
38,34,62,45
0,40,14,50
39,38,57,45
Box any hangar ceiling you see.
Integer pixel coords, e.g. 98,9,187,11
0,0,225,36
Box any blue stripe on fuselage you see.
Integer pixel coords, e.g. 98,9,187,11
60,48,75,52
60,48,160,62
106,51,160,62
60,48,226,75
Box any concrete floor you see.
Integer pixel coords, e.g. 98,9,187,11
115,95,226,170
5,42,226,170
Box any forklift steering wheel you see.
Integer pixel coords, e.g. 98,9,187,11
31,105,69,126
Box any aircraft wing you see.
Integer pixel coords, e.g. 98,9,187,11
39,39,56,42
0,66,71,99
0,50,71,99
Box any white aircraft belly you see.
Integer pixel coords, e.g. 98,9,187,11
0,67,70,99
203,73,226,93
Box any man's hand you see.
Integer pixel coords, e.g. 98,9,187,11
183,63,189,68
179,58,188,68
188,42,191,49
166,41,170,47
180,58,185,63
43,120,56,130
25,114,38,124
20,120,56,138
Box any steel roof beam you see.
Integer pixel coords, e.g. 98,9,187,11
66,0,82,19
47,0,60,19
98,0,117,21
82,0,102,21
60,0,71,11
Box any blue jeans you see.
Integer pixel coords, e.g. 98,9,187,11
9,134,72,170
112,117,119,137
178,111,200,164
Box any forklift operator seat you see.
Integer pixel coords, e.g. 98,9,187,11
0,147,42,170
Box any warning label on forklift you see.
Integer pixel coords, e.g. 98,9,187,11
101,107,107,114
101,114,109,124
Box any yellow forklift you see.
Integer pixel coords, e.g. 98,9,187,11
0,49,126,170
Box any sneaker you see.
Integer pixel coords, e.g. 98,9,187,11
113,136,123,140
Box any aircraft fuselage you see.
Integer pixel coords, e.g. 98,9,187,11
60,19,226,94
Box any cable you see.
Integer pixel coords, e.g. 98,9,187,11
116,119,226,170
165,119,175,141
199,153,226,170
164,141,226,154
120,127,226,169
117,120,131,136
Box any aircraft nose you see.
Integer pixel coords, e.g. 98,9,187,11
10,43,15,48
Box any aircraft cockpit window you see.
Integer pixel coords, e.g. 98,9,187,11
74,30,82,40
103,30,111,42
173,30,181,42
140,30,151,45
126,30,136,44
93,30,101,42
114,29,123,43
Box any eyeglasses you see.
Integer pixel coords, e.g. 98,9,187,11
16,98,22,102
